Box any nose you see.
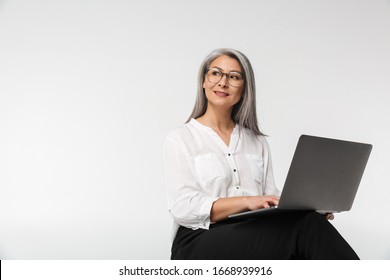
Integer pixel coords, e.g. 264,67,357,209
218,73,229,87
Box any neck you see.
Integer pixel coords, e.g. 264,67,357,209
196,106,235,132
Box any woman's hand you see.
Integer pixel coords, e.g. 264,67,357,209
210,195,280,223
325,213,334,220
245,195,280,211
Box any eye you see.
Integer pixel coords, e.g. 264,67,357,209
209,69,222,77
229,73,242,80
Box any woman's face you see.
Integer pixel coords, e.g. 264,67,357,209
203,55,244,112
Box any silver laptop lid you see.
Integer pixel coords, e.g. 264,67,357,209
279,135,372,212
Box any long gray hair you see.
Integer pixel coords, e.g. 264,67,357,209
186,48,264,136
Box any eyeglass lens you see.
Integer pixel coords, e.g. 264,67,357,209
206,68,243,87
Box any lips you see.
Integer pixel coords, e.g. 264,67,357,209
214,91,229,97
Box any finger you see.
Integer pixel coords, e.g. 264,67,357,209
263,202,271,208
266,197,279,206
326,213,334,220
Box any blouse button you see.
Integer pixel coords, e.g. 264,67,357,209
233,169,237,172
236,186,240,189
228,153,231,156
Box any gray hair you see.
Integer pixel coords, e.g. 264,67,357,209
186,48,263,135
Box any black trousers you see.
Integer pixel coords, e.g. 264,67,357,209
171,211,359,260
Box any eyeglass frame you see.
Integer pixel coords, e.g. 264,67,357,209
205,67,245,87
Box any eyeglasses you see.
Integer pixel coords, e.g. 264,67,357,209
205,68,244,87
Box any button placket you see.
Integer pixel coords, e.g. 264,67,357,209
226,151,240,190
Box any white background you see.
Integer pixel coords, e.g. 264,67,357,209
0,0,389,260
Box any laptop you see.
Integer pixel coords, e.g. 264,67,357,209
229,134,372,219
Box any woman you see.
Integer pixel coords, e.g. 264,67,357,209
163,48,359,260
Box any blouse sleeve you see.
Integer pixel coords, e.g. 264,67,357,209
163,132,219,230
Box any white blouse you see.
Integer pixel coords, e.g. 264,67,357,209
163,118,281,239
